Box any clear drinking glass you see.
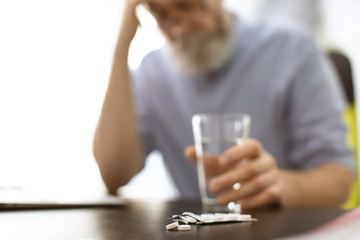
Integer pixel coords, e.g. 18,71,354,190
192,113,251,213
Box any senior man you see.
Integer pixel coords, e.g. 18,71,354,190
93,0,354,210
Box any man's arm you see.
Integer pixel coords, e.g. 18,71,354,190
93,0,149,194
278,163,354,207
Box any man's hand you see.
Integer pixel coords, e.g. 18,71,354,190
184,139,281,210
185,139,355,210
120,0,167,45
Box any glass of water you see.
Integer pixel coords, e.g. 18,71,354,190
192,113,251,213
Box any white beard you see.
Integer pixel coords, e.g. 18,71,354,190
165,13,234,75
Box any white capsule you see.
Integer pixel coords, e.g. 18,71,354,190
183,216,197,223
183,212,196,217
166,222,179,230
178,225,191,231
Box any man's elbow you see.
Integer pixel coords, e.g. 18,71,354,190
103,178,127,195
93,147,144,194
101,169,136,195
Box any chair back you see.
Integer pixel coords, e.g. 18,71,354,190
328,51,355,104
328,51,359,209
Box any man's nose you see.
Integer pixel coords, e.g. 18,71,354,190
169,22,191,39
161,20,192,41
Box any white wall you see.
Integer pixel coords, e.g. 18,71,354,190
0,0,169,197
0,0,122,194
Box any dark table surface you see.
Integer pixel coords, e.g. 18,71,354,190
0,199,346,240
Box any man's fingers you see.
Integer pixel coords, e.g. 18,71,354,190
216,168,278,205
238,186,281,210
210,153,275,193
184,146,223,179
219,139,262,166
184,146,197,162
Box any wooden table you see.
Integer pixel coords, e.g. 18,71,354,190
0,199,346,240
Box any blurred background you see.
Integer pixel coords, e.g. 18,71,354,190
0,0,359,199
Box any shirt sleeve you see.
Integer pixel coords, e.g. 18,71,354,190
285,37,354,171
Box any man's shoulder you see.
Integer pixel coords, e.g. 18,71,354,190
235,15,321,65
133,47,171,84
140,48,165,68
242,16,316,49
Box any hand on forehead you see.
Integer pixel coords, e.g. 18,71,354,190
144,0,221,40
146,0,205,16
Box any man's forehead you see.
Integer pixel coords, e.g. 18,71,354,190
147,0,206,13
162,0,206,6
170,0,203,3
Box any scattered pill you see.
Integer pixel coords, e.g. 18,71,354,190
167,211,256,229
183,216,197,223
166,222,179,230
177,225,191,231
183,212,197,217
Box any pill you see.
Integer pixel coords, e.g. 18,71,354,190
183,216,197,223
166,222,179,230
183,212,197,217
178,225,191,231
